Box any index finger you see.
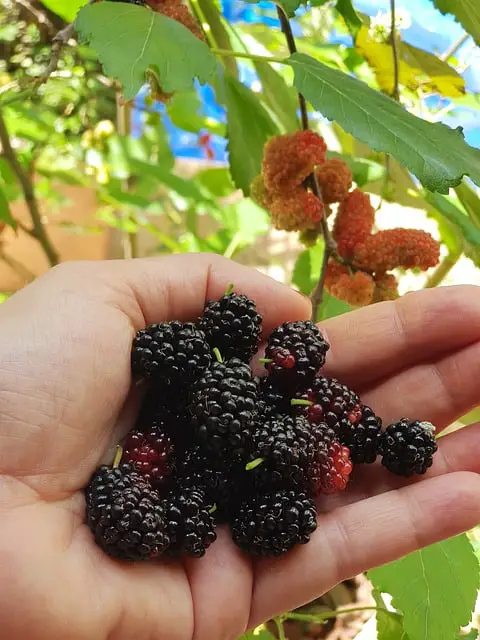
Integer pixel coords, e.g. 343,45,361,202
320,285,480,391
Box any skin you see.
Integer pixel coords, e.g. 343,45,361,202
0,253,479,640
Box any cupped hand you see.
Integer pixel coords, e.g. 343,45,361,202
0,254,479,640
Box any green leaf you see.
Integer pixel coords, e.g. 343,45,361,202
327,151,386,187
289,52,480,193
127,158,218,205
372,589,409,640
0,186,16,230
320,292,353,319
336,0,363,37
292,242,324,295
278,0,301,17
222,74,280,195
424,190,480,247
40,0,87,22
166,92,225,136
431,0,480,47
253,61,299,133
75,3,217,100
239,626,276,640
195,168,235,197
369,535,480,640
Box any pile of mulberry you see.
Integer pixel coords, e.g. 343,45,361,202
84,285,439,562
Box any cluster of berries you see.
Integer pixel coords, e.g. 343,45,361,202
252,132,441,307
85,288,438,561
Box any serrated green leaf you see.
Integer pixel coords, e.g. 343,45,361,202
222,74,280,195
431,0,480,47
369,535,480,640
0,186,16,230
424,190,480,247
40,0,87,22
75,3,217,100
289,52,480,193
253,62,299,133
372,589,409,640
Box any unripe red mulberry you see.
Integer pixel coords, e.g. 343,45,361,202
269,188,323,232
316,158,352,204
328,270,375,307
262,131,327,194
333,189,375,259
250,174,271,209
354,229,440,272
372,272,399,302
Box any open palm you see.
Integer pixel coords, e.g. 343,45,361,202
0,253,479,640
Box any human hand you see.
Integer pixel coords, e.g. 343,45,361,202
0,254,479,640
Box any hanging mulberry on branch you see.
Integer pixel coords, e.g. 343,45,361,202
262,130,327,194
354,229,440,273
372,272,399,303
269,188,323,232
333,189,376,259
316,158,352,204
325,261,375,307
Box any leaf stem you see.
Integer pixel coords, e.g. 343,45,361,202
245,457,264,471
210,48,288,65
275,6,336,323
0,108,59,267
425,252,460,288
283,605,394,623
389,0,400,102
290,399,312,406
274,616,287,640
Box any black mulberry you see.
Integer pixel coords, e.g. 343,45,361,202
379,419,438,476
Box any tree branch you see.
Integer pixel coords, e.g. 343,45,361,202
389,0,400,101
0,109,59,266
276,6,336,322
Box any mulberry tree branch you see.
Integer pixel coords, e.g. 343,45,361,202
276,6,336,322
0,108,59,267
390,0,400,102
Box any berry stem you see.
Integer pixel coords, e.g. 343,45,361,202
275,6,337,322
209,504,218,514
274,616,287,640
213,347,223,363
290,398,313,407
113,445,123,469
259,357,273,364
209,48,288,65
225,283,234,295
283,605,394,623
245,457,264,471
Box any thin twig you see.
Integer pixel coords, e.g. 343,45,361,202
276,6,336,322
116,92,138,259
440,32,470,62
389,0,400,101
16,0,56,35
274,617,287,640
0,109,59,266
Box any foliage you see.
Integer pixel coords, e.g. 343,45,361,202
1,0,480,638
